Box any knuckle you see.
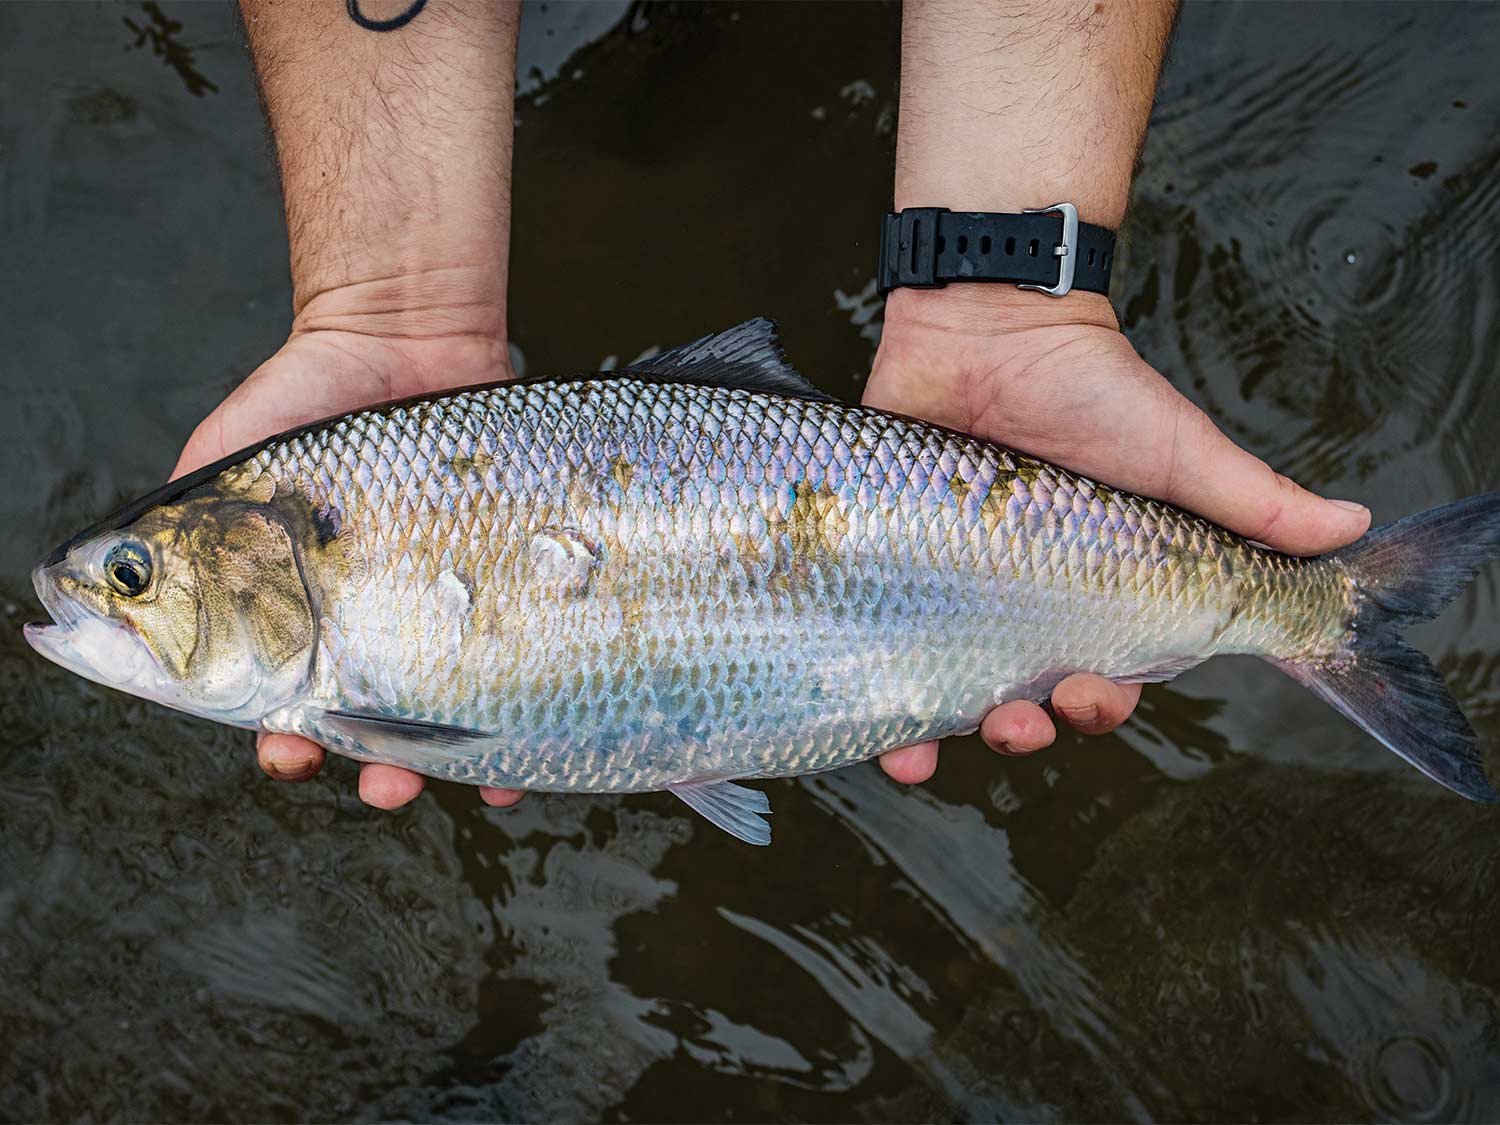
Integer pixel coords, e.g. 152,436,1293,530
1246,469,1304,544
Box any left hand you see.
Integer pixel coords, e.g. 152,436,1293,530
173,290,525,812
866,286,1371,785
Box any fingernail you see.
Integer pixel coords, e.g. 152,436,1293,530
1328,498,1368,514
267,757,316,781
1059,704,1099,725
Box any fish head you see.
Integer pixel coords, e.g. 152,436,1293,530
26,496,316,727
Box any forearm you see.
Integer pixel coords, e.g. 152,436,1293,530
896,0,1176,224
240,0,519,342
891,0,1176,331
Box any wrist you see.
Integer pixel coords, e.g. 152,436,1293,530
881,283,1119,342
288,215,509,329
287,271,512,391
291,265,507,348
868,285,1138,436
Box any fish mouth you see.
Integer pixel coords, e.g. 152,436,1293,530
24,619,150,690
24,563,152,690
22,620,116,684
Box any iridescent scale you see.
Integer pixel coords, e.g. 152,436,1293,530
226,376,1354,793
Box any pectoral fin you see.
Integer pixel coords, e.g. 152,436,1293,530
668,778,773,845
320,710,492,771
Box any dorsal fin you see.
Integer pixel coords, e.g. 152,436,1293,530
625,318,838,403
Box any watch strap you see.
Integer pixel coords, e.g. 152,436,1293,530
877,204,1115,297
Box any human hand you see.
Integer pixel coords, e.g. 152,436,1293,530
172,288,524,811
866,287,1372,785
224,0,518,809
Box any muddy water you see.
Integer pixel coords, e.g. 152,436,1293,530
3,2,1500,1120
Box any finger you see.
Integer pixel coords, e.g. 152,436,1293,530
1163,402,1370,556
358,763,426,809
879,741,939,784
980,701,1057,755
1050,675,1142,735
257,732,325,782
479,786,524,808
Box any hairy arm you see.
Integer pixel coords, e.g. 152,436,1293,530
872,0,1370,783
894,0,1174,226
244,0,515,343
179,0,523,808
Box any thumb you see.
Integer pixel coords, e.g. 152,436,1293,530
1164,404,1370,556
172,415,226,481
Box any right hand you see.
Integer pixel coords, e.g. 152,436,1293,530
864,286,1372,785
173,304,524,812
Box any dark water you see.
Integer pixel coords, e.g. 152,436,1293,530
4,2,1500,1120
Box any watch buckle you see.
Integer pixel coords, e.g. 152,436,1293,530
1018,202,1079,297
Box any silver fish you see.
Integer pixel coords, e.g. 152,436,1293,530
25,319,1500,843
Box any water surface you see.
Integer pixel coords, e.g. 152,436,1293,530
3,2,1500,1120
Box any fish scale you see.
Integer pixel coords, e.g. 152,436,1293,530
222,368,1344,796
31,319,1500,844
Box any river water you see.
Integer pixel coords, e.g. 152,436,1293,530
3,2,1500,1120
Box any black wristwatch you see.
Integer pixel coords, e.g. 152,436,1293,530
876,203,1115,298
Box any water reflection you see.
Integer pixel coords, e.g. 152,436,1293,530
1129,6,1500,507
123,2,218,97
1286,931,1500,1122
721,909,972,1110
802,768,1150,1119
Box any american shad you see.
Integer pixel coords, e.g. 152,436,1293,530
26,320,1500,842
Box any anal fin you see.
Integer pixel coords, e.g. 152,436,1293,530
668,778,773,845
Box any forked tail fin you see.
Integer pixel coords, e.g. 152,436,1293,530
1270,493,1500,801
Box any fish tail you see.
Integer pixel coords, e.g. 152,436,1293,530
1269,492,1500,801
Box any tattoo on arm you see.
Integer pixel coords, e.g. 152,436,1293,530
346,0,426,32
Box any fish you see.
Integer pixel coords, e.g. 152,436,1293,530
24,318,1500,844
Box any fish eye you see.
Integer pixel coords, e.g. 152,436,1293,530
104,541,152,598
